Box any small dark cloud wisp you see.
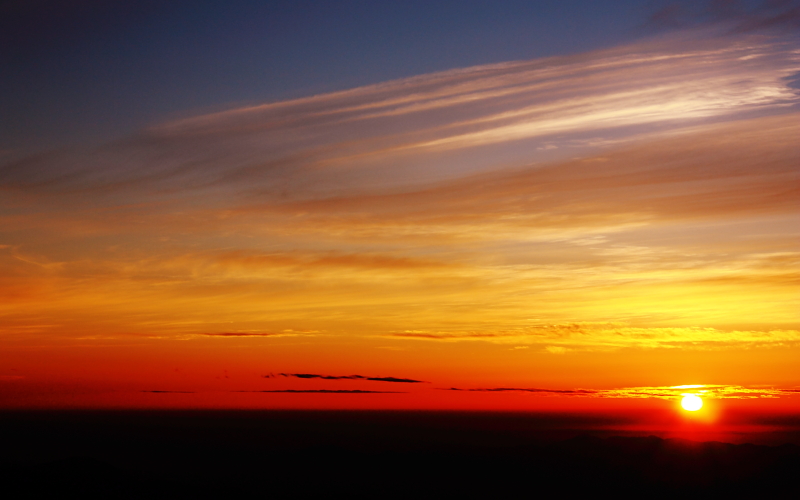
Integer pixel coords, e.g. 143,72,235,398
235,390,404,394
268,373,426,383
200,332,283,337
142,390,195,393
645,0,800,33
442,387,598,395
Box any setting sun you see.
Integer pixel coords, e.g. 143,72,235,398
681,395,704,412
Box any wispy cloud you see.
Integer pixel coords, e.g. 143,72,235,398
442,384,800,399
645,0,800,34
596,384,799,399
142,390,195,393
390,324,800,351
443,387,597,395
199,332,287,338
271,373,426,383
0,26,797,361
254,113,799,238
235,390,404,394
2,30,796,198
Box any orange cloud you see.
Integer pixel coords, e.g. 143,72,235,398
389,324,800,351
442,384,800,399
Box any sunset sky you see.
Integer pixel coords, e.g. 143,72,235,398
1,1,799,420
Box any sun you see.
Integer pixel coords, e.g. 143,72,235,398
681,394,703,411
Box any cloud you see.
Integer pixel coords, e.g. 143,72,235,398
257,113,800,238
142,390,195,393
442,387,597,395
207,251,451,271
390,332,506,341
644,0,800,33
198,332,287,337
388,324,800,351
442,384,800,399
0,26,796,350
2,29,797,200
192,330,319,339
274,373,426,383
597,384,799,399
235,390,404,394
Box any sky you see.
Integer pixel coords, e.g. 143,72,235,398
1,1,799,420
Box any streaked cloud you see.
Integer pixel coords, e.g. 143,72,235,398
443,387,598,395
596,384,797,399
198,332,292,338
142,390,195,394
271,373,426,383
389,324,800,351
645,0,800,33
1,30,797,198
235,390,404,394
0,26,797,383
442,384,799,399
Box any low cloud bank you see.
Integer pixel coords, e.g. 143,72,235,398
442,384,800,400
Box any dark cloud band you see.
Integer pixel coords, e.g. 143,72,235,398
269,373,426,383
235,390,404,394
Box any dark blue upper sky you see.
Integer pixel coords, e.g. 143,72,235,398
0,0,786,155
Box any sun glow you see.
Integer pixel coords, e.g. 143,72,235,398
681,394,704,411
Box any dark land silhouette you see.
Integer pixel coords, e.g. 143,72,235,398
1,410,798,498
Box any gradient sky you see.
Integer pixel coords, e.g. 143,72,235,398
1,0,799,414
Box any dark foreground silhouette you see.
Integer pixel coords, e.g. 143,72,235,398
1,411,798,498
